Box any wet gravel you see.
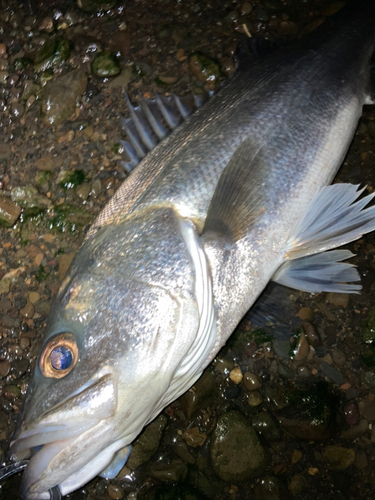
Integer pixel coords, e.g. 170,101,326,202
1,0,375,499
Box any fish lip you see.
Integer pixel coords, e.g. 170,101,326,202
10,367,115,455
9,368,117,498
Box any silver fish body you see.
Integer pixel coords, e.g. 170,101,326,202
9,1,375,498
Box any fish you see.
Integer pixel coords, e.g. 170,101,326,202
7,0,375,498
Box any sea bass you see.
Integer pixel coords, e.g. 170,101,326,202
8,1,375,498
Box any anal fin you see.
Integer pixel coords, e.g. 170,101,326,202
273,250,361,294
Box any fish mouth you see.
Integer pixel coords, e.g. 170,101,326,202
9,370,119,500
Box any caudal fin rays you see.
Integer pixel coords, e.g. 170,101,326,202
273,183,375,294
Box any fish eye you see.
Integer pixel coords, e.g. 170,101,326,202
39,333,78,379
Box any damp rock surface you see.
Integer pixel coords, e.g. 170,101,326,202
210,410,267,482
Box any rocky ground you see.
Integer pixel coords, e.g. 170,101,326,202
1,0,375,499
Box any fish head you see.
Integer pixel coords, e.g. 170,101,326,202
10,255,200,499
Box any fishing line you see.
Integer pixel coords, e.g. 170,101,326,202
0,461,61,500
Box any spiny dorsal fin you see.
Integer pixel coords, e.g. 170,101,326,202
119,90,210,172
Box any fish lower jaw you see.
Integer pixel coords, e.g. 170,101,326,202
17,433,130,500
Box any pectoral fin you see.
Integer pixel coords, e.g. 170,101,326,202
99,445,132,479
203,139,269,242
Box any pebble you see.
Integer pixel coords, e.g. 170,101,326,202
252,412,281,442
0,279,10,295
320,361,344,385
4,385,21,400
36,301,51,315
90,179,102,198
59,253,75,281
29,292,40,304
277,361,295,379
214,354,234,374
302,321,320,346
0,361,11,378
297,366,311,378
221,57,236,76
20,301,35,318
240,2,252,15
243,371,261,391
12,359,29,378
39,17,54,31
19,337,30,349
35,253,44,266
91,50,121,77
354,450,368,469
321,2,345,16
293,330,309,361
0,44,6,57
358,400,375,422
76,183,90,201
107,484,124,500
272,339,290,359
247,391,263,407
341,419,368,440
291,449,303,464
210,410,267,482
254,475,288,500
180,369,218,419
174,441,195,464
289,474,308,496
157,74,178,85
363,371,375,391
325,326,337,345
344,402,360,426
77,0,116,13
279,21,298,36
0,196,21,227
332,349,346,366
0,71,8,84
149,459,188,483
323,353,333,365
256,7,269,21
297,307,313,320
224,384,241,399
0,299,11,311
175,48,186,61
11,102,24,117
229,366,243,384
321,445,355,470
41,69,87,127
326,292,349,307
126,415,167,470
182,427,207,448
189,53,221,86
108,67,135,89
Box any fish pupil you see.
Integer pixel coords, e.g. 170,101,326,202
50,346,73,370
